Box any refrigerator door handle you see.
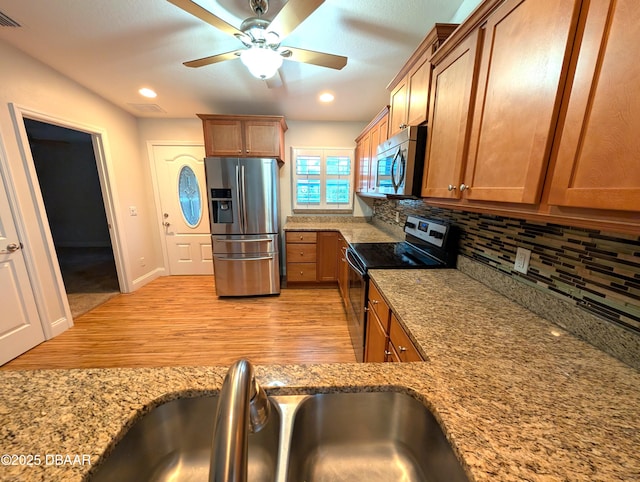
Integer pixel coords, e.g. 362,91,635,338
215,238,273,243
216,255,275,261
240,165,249,234
235,164,245,233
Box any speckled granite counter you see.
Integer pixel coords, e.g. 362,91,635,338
369,269,640,481
282,216,401,243
1,269,639,481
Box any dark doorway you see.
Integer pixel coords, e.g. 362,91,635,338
24,119,119,317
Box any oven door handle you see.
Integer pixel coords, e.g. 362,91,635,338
345,249,366,277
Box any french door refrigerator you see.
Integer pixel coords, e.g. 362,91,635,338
205,157,280,296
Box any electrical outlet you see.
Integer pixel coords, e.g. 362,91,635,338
514,247,531,274
395,211,400,223
129,206,138,216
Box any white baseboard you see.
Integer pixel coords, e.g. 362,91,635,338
130,267,165,292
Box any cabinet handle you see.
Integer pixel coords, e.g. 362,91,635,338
299,235,304,240
300,271,304,275
237,149,242,153
371,300,379,305
398,346,407,353
447,184,456,191
459,183,470,192
399,123,408,130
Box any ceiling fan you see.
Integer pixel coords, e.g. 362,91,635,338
167,0,348,80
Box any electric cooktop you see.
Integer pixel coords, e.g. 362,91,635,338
348,216,456,271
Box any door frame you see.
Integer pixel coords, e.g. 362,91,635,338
7,104,130,332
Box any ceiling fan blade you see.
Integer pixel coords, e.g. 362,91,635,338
167,0,243,38
184,50,243,68
281,47,347,70
268,0,325,39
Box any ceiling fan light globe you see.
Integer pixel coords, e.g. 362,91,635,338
240,47,283,79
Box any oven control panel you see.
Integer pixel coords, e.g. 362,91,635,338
404,215,448,248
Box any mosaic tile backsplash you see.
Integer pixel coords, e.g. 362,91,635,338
372,199,640,336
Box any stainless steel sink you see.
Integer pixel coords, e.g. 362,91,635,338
91,391,468,482
283,392,469,482
90,395,280,482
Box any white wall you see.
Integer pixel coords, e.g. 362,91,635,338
450,0,484,23
0,40,162,336
137,118,371,226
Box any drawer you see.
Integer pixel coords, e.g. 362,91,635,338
287,262,317,282
286,231,317,243
368,281,390,330
389,313,423,362
286,243,317,262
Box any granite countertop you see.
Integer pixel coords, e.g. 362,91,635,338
369,269,640,482
1,268,639,480
282,216,401,243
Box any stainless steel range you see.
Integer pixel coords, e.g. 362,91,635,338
344,216,457,362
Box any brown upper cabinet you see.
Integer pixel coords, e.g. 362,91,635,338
422,30,481,200
548,0,640,212
420,0,639,232
355,106,389,195
198,114,288,161
423,0,581,204
387,24,458,138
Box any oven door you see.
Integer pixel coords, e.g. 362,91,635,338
345,247,367,362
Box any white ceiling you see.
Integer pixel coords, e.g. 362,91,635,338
0,0,466,122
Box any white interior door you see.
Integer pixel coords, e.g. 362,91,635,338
152,145,213,275
0,172,45,365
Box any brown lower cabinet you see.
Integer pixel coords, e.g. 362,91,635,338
285,231,340,284
364,280,423,363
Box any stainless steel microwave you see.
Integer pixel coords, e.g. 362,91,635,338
374,125,427,197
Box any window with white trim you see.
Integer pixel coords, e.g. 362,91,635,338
291,147,354,212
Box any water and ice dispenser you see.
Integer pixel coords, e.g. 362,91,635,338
211,188,233,224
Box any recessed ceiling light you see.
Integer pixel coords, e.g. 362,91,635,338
138,87,157,98
319,92,334,103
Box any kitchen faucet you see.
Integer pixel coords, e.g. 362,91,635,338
209,359,270,482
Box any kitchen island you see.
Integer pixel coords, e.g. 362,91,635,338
1,267,638,481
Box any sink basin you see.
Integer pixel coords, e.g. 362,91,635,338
285,392,469,482
90,395,280,482
91,391,468,482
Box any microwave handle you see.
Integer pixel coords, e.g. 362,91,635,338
390,148,405,193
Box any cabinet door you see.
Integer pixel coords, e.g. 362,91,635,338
244,121,281,157
464,0,581,204
389,314,423,362
316,231,339,281
364,309,388,363
203,119,243,156
406,52,431,127
389,80,408,137
355,133,371,193
422,30,481,199
549,0,640,211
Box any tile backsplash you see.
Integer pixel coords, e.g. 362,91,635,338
372,199,640,337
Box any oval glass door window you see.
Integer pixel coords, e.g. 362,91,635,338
178,165,202,227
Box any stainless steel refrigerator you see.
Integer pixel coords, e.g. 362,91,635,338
205,157,280,296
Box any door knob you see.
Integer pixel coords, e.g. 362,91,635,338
2,243,21,254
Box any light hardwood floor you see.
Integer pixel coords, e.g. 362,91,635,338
2,276,356,370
